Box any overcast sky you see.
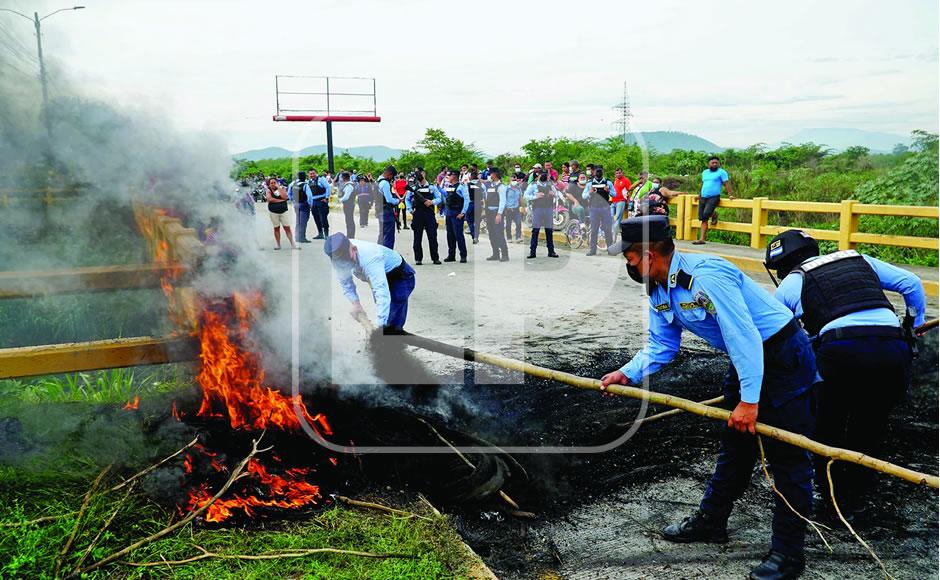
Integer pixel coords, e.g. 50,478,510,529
4,0,938,154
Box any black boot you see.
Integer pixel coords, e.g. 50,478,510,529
661,510,728,544
527,252,537,259
443,256,456,263
748,550,805,580
485,255,499,261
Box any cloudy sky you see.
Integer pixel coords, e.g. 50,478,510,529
4,0,937,154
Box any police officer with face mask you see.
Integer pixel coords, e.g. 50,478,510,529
581,166,615,256
405,168,442,265
483,168,509,262
375,165,399,249
524,170,560,259
466,170,484,245
603,216,818,580
764,230,926,520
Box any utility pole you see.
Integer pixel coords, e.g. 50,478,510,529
0,6,85,137
611,81,632,144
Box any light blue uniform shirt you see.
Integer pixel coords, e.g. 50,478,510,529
581,179,615,202
309,176,332,203
288,180,312,204
774,253,926,337
339,182,355,203
701,168,729,198
524,182,555,203
404,182,443,211
332,239,404,326
505,185,523,209
484,182,507,213
622,251,795,404
377,178,397,205
440,183,471,214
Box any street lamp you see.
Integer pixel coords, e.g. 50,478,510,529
0,6,85,135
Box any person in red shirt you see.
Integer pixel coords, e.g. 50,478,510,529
393,174,409,230
611,167,632,231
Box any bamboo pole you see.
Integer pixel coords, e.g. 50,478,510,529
916,318,938,334
400,332,939,490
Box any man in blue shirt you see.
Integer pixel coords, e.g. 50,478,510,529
524,170,560,259
324,232,415,333
307,168,333,240
375,165,399,249
694,156,733,245
288,171,313,243
603,216,817,580
483,168,509,262
765,230,925,519
581,166,615,256
405,168,442,265
337,172,357,238
504,173,525,243
440,169,471,263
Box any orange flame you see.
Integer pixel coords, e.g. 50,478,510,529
185,458,321,522
123,395,140,411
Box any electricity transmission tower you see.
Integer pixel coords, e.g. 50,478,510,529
611,81,632,144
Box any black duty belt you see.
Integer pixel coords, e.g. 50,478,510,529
386,258,408,281
763,318,800,350
814,324,904,346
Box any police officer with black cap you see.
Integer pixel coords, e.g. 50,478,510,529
602,216,818,580
405,168,442,265
581,165,615,256
765,230,926,519
375,165,399,249
483,168,509,262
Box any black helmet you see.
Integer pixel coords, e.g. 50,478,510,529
765,230,820,278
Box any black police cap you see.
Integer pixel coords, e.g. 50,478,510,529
607,215,672,255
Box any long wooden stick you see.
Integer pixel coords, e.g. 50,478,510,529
401,332,939,490
110,436,199,492
54,464,111,577
336,496,431,521
915,318,938,334
124,544,415,567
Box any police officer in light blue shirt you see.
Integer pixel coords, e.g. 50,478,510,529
483,168,509,262
338,172,357,238
581,166,615,256
764,230,925,519
375,165,399,249
440,169,471,263
405,168,443,265
288,171,313,243
602,216,817,580
503,173,524,243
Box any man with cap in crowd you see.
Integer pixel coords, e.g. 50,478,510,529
764,230,926,520
602,215,817,580
440,169,471,263
524,170,560,259
581,165,615,256
405,168,442,266
483,168,509,262
465,170,485,245
375,165,399,249
338,171,357,238
324,232,416,333
288,171,313,243
308,168,332,240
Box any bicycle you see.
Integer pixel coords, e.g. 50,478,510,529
564,219,608,251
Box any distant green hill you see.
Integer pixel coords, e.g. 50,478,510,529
620,131,722,153
233,144,403,162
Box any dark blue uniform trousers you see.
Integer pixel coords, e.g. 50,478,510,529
377,206,396,249
588,205,612,253
814,333,911,508
699,322,817,558
466,202,480,241
386,262,416,331
485,208,508,259
444,209,468,260
411,208,440,263
294,203,311,241
311,200,329,236
342,200,356,238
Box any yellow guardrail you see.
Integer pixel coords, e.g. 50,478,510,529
668,195,939,252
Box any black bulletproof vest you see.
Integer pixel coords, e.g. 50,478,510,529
310,179,327,200
377,178,396,209
411,184,435,214
589,178,611,206
532,182,554,209
467,180,483,204
444,185,464,211
485,184,500,207
292,180,309,204
798,250,894,336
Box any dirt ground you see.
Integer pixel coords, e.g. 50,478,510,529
252,205,939,579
